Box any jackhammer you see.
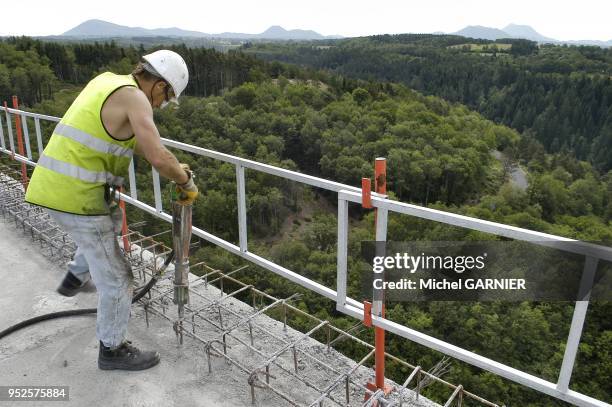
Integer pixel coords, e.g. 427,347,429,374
171,184,193,344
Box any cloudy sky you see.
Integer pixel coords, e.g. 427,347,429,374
3,0,611,40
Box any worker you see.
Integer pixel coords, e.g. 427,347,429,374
24,50,198,371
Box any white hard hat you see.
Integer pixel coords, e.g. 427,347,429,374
142,50,189,104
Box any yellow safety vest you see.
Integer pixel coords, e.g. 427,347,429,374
25,72,138,215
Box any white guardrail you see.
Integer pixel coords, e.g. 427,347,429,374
1,106,611,407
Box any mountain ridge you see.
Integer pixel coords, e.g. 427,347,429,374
57,19,611,47
61,19,342,40
451,24,612,47
454,25,511,41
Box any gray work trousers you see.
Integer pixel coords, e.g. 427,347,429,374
46,206,133,348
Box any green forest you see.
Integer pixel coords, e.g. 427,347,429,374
245,35,612,173
1,37,611,406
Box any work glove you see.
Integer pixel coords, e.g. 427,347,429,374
176,163,199,205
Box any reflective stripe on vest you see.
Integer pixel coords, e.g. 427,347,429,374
54,123,134,158
37,154,125,186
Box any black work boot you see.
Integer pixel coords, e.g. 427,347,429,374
57,271,87,297
98,340,160,371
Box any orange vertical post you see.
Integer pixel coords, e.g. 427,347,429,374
11,96,29,190
373,157,387,390
364,159,392,405
118,187,131,253
363,301,373,327
375,158,386,195
361,178,372,208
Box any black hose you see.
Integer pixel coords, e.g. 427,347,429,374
0,308,97,339
0,250,175,340
132,277,159,303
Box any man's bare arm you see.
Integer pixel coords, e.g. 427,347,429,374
124,88,188,184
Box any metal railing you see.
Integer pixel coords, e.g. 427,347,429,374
1,105,611,407
0,170,504,406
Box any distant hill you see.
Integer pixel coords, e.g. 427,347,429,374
452,24,612,47
61,19,342,40
214,25,342,40
502,24,555,42
62,19,205,37
258,25,340,40
453,25,511,41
